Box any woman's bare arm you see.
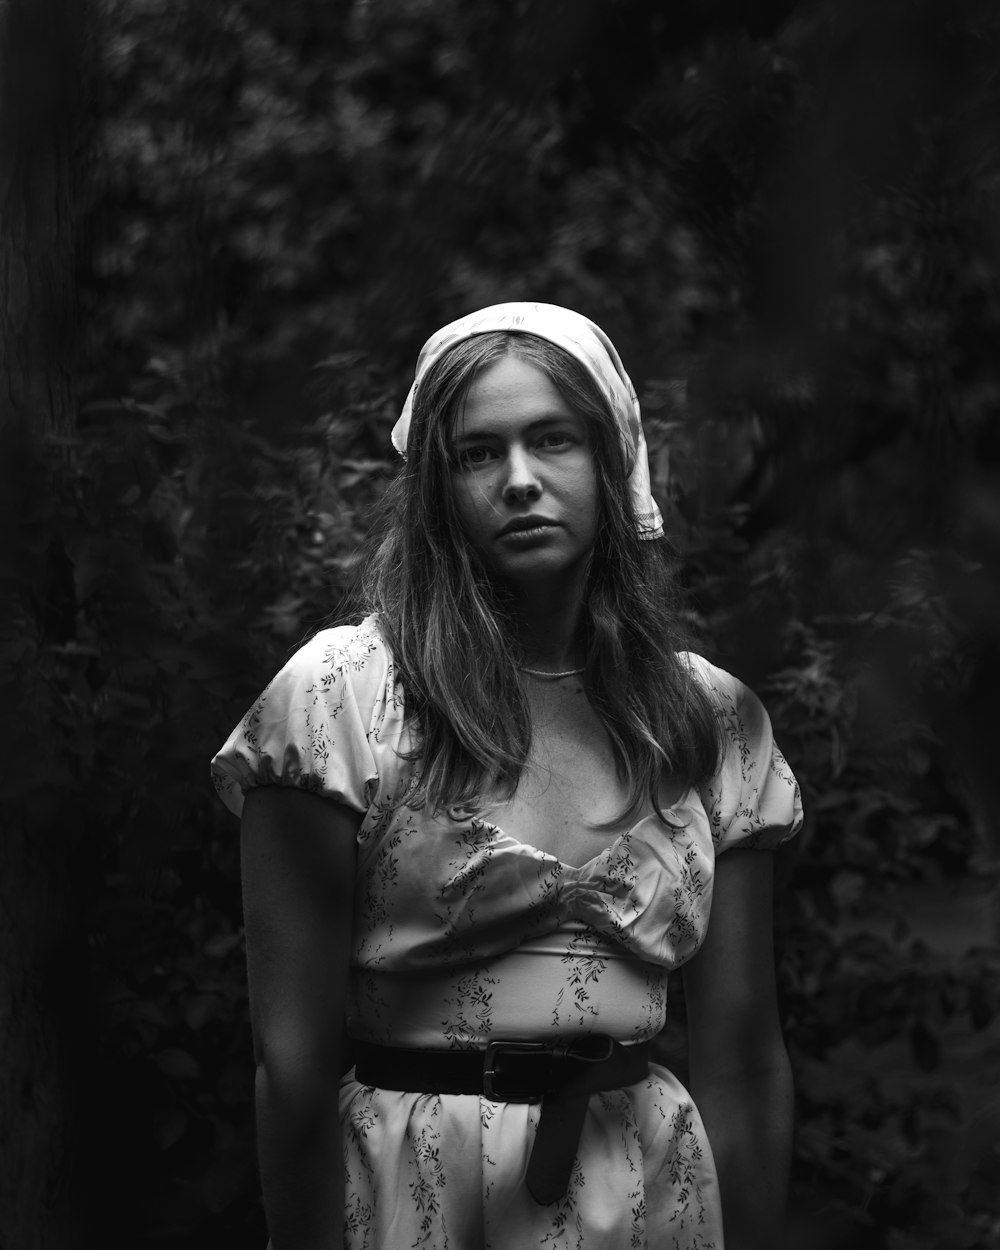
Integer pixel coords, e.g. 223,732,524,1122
682,848,794,1250
241,786,360,1250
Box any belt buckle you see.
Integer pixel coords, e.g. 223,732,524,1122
482,1041,554,1103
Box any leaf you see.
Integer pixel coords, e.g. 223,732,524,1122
155,1048,201,1079
183,994,221,1030
205,931,243,959
830,870,866,911
154,1108,188,1150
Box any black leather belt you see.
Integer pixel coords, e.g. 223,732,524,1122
353,1036,650,1204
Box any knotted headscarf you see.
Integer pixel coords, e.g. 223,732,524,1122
390,302,664,540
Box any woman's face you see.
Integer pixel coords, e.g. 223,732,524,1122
449,354,600,591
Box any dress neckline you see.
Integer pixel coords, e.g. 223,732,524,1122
482,804,692,872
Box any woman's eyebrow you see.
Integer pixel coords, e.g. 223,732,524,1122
452,414,581,444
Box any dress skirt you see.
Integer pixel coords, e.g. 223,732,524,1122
340,1061,723,1250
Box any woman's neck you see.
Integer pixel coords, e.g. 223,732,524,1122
503,578,586,671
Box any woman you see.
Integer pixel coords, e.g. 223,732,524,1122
212,302,802,1250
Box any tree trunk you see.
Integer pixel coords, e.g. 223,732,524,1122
0,0,78,444
0,2,85,1246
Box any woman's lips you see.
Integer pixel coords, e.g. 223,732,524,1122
498,522,559,545
499,517,558,534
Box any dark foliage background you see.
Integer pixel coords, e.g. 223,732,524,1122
6,0,1000,1246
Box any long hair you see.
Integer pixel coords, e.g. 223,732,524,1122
359,331,722,823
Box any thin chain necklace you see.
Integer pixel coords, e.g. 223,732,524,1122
517,665,585,680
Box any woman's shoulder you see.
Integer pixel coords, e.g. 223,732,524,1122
679,651,744,701
238,615,398,735
680,651,804,853
679,650,772,741
305,607,387,650
210,615,399,817
290,615,395,683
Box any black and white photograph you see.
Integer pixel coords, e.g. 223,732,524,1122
2,2,998,1248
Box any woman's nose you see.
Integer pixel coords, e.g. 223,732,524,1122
501,445,542,501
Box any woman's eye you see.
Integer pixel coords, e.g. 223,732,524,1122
538,431,571,449
457,446,495,468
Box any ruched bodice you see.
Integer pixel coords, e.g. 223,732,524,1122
357,808,711,966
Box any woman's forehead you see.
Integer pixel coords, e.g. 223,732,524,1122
452,356,580,437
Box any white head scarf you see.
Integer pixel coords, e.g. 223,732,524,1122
390,301,664,540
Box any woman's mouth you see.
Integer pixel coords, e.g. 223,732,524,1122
500,525,556,543
498,519,559,544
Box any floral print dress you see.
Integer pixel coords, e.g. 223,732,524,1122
211,618,802,1250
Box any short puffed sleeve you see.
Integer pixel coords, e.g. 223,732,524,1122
688,655,803,855
210,621,390,818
